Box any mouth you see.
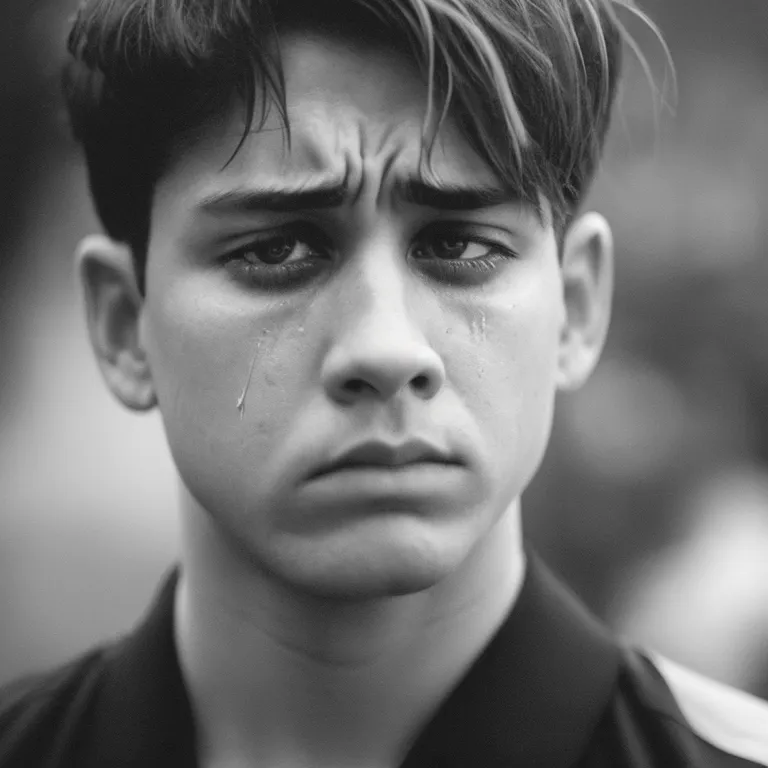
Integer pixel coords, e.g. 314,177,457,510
308,439,463,480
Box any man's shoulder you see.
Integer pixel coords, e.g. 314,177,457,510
0,572,188,768
648,652,768,766
0,646,110,766
595,646,768,768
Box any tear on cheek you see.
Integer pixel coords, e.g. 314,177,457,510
236,348,259,419
235,328,274,419
450,299,491,344
234,311,309,418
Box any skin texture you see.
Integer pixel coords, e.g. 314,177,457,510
77,31,613,767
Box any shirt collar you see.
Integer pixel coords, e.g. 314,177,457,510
401,552,622,767
82,552,620,768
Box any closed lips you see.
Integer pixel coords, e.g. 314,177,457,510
309,441,461,479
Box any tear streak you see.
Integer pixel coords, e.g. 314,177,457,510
236,350,259,419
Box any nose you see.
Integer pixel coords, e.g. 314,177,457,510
321,250,446,406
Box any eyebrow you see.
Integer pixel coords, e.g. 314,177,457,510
197,179,349,214
196,177,516,215
399,179,517,210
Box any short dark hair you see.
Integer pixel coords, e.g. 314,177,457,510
63,0,650,293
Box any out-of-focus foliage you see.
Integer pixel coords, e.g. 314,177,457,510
1,0,767,695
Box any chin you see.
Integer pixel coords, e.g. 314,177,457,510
260,517,478,601
289,564,447,601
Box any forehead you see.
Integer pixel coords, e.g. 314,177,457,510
158,31,501,204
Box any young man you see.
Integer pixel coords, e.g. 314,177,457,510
2,0,768,766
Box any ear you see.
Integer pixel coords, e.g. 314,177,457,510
556,212,614,391
76,235,157,411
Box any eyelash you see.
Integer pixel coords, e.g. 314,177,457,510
222,222,518,290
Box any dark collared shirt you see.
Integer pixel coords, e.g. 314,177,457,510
2,555,768,767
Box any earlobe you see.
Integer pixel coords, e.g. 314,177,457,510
76,235,157,411
556,212,614,391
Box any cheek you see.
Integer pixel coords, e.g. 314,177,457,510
140,280,309,474
445,269,563,472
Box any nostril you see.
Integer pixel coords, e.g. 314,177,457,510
412,374,430,392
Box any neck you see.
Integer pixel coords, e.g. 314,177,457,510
174,501,526,768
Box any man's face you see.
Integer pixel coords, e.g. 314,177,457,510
140,32,567,598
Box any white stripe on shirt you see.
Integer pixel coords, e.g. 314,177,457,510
651,653,768,766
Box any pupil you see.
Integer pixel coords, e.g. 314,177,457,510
439,238,466,258
263,237,294,264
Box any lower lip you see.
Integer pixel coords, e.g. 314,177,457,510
305,462,465,498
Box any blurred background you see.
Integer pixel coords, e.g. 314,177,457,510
1,0,768,695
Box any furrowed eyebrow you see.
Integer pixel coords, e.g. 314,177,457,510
195,177,517,215
197,179,349,214
399,179,518,210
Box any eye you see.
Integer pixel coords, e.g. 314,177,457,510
410,226,518,286
222,224,332,290
412,235,498,262
239,233,322,266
